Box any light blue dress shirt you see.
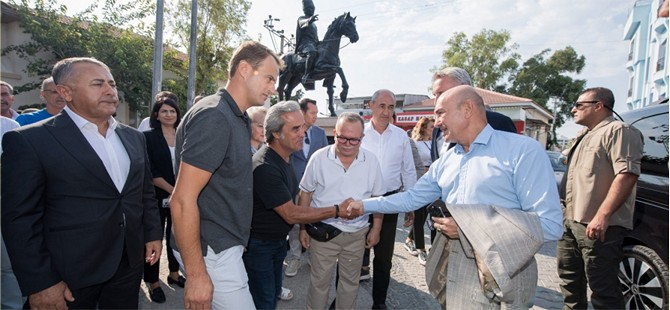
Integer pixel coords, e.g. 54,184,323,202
364,125,563,242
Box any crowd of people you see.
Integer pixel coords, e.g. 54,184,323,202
0,39,643,310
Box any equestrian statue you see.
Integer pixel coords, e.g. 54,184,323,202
277,0,359,116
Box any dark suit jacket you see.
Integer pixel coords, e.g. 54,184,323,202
144,129,176,201
431,110,517,161
290,125,328,181
1,111,162,295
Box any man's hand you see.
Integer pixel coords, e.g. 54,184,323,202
366,227,380,249
299,227,311,249
145,240,163,266
29,281,74,310
184,272,214,310
346,200,365,218
586,214,609,242
309,14,319,23
403,212,414,227
432,216,459,239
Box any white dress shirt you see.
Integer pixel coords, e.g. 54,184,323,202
302,125,312,157
65,106,130,192
362,122,417,193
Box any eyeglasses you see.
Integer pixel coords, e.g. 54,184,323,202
336,135,362,145
573,101,599,110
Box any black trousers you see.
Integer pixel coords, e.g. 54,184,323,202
69,248,143,309
362,213,399,305
144,206,179,282
407,205,428,249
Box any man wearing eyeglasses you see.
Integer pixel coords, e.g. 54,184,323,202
15,77,66,126
298,112,384,309
360,89,417,309
557,87,643,309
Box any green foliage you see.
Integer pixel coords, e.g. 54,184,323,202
509,46,586,146
2,0,183,114
438,29,587,148
168,0,250,95
439,29,521,90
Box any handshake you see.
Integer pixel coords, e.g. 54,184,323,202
336,198,366,220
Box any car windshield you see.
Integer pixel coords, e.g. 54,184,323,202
547,151,567,172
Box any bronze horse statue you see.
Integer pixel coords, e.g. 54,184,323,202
277,12,359,116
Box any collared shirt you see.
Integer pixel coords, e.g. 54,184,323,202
364,125,563,242
564,116,643,229
64,106,130,192
7,109,19,120
300,145,384,232
362,122,417,193
302,125,313,157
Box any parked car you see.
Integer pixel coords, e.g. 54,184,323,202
616,101,669,309
546,150,567,187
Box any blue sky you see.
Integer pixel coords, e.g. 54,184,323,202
59,0,638,138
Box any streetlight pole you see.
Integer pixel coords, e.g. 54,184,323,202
151,0,164,114
187,0,198,109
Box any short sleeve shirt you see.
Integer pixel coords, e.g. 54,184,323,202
564,117,643,229
300,146,385,232
173,89,253,255
250,145,298,240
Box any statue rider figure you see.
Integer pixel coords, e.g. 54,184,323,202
296,0,318,84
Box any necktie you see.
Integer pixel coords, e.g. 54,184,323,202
305,132,310,144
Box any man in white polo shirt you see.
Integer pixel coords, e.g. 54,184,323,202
298,112,384,310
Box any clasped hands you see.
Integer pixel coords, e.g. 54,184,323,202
337,198,359,220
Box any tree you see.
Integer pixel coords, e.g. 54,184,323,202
509,47,586,147
439,29,521,90
2,0,181,114
437,29,587,148
169,0,250,95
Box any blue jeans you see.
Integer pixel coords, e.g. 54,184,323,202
243,237,287,310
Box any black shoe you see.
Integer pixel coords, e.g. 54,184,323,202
371,304,387,310
167,275,186,288
149,286,166,303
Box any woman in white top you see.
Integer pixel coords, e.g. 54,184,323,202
403,117,434,265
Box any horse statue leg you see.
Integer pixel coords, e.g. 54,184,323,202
336,67,349,103
283,75,302,103
277,71,288,101
322,76,337,116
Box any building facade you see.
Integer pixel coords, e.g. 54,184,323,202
624,0,669,110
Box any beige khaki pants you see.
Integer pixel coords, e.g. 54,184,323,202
307,227,368,310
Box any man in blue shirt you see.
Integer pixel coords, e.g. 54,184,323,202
346,85,563,306
16,77,66,126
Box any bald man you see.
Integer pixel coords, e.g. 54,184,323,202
347,85,562,308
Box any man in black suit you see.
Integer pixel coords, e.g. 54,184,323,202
1,57,162,309
430,67,517,161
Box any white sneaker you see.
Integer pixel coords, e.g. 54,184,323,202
277,287,293,301
284,259,301,277
417,250,427,266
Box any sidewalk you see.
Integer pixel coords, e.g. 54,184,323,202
139,219,565,309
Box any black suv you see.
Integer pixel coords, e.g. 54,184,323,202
616,101,669,309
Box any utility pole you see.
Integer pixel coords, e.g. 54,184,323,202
264,15,294,54
187,0,197,109
151,0,164,114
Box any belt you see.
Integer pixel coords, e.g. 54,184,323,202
383,188,402,197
